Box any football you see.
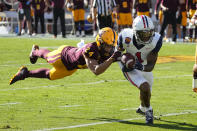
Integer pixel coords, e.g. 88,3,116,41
121,53,135,69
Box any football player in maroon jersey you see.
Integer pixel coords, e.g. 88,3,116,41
10,27,121,85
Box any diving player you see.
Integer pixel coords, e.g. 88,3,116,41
10,27,121,84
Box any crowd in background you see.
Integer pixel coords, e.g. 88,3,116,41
0,0,197,43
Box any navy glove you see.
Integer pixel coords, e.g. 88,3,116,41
134,60,144,71
111,51,122,62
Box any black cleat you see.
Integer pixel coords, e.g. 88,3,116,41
136,108,145,115
145,109,153,124
29,45,39,64
9,66,29,85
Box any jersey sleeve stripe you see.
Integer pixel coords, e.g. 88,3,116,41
144,15,149,27
141,15,146,28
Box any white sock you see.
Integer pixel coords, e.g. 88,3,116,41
193,79,197,89
139,105,152,112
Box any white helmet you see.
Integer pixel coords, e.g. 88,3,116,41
133,15,154,45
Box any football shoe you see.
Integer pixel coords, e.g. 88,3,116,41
10,66,29,85
145,109,153,124
136,108,145,115
29,45,39,64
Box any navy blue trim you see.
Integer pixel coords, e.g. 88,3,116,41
118,34,123,48
144,15,149,28
133,36,145,50
112,30,116,44
152,36,163,53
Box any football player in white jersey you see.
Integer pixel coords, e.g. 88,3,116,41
116,15,163,124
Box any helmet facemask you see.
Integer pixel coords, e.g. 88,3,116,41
135,29,154,44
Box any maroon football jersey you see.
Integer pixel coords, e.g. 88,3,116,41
161,0,179,12
61,42,112,70
32,0,46,14
135,0,150,12
117,0,132,13
180,0,186,11
52,0,65,9
187,0,196,10
73,0,84,9
18,0,31,9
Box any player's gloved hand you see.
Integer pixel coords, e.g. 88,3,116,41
122,65,133,72
111,51,122,62
134,60,144,71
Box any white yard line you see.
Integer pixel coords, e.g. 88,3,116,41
3,74,192,91
120,108,138,111
34,110,197,131
0,63,48,67
59,105,82,108
0,102,21,106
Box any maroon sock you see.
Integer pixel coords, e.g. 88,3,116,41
33,49,50,59
28,68,50,79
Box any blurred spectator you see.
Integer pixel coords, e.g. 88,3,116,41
186,0,197,42
66,0,86,37
45,0,66,38
176,0,187,42
45,0,52,34
0,0,7,21
89,0,97,37
0,0,7,12
31,0,46,35
92,0,117,29
17,0,32,36
116,0,133,32
133,0,152,18
159,0,179,44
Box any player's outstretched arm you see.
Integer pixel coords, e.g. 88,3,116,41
144,52,158,72
83,54,114,75
83,51,121,75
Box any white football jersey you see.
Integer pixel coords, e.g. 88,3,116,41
117,29,163,65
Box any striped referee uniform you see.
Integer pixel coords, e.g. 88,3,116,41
93,0,117,29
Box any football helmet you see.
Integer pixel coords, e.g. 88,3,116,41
96,27,118,47
67,3,73,12
87,14,93,23
133,15,154,45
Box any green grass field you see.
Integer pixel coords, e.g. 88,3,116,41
0,37,197,131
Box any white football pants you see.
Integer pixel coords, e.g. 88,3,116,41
118,62,153,91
